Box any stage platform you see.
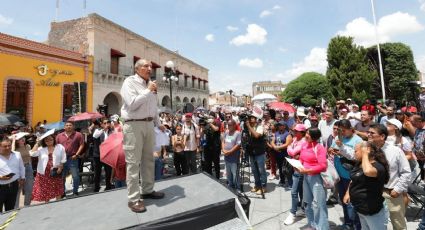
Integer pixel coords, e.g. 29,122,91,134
0,173,250,230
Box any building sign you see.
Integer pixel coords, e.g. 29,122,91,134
34,64,73,87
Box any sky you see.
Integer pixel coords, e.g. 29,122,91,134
1,0,425,96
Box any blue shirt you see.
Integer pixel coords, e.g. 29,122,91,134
332,134,362,179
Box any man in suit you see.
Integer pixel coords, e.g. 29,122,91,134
91,118,114,192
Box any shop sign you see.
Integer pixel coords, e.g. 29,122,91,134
34,64,73,87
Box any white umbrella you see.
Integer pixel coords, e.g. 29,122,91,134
251,93,277,102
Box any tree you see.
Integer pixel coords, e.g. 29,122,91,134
367,42,419,103
282,72,334,107
326,36,376,104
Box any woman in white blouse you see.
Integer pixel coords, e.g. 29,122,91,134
30,129,66,202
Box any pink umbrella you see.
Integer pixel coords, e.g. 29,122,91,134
100,132,126,169
68,112,104,122
268,102,296,113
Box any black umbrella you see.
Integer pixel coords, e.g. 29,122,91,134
0,113,22,127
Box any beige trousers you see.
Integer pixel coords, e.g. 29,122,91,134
123,121,155,202
383,191,407,230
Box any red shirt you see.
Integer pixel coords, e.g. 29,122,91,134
56,131,84,156
361,104,376,116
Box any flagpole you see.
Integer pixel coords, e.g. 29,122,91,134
370,0,386,101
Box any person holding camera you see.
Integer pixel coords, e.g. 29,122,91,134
183,113,200,174
172,124,188,176
245,112,267,194
200,112,221,179
30,129,66,203
91,118,114,192
0,138,25,212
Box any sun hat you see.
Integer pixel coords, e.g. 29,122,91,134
39,129,56,141
296,107,307,117
9,132,29,141
387,119,402,130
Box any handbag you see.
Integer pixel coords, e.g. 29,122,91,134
313,144,340,189
50,168,62,178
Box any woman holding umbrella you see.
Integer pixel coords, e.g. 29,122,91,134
30,129,66,202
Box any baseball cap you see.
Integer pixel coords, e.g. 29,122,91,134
185,113,193,118
293,124,306,132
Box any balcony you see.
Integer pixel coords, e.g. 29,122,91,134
95,60,133,76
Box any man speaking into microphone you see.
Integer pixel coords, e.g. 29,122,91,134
120,59,165,213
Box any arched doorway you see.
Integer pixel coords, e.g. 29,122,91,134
203,98,207,108
103,92,122,116
175,96,182,111
183,97,189,104
161,95,171,108
197,98,201,107
6,79,30,121
191,97,196,104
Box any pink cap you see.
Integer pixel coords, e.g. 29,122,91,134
294,124,306,132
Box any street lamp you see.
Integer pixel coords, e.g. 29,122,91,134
226,89,234,106
163,61,178,111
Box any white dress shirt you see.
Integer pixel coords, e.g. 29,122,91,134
120,74,160,126
29,144,67,175
382,142,411,193
0,151,25,184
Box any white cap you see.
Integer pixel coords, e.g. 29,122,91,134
39,129,56,141
251,105,263,119
387,119,402,130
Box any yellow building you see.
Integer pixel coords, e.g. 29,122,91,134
0,32,93,126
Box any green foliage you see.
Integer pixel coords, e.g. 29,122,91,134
282,72,334,107
367,43,419,102
326,36,376,104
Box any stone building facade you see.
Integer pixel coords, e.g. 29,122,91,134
48,13,209,115
252,80,285,100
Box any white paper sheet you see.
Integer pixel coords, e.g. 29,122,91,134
285,157,305,169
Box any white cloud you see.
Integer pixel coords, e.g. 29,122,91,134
205,34,215,42
230,24,267,46
272,5,281,10
280,47,327,81
226,25,239,32
420,0,425,12
278,47,288,53
0,14,13,26
239,58,263,68
259,10,272,18
337,12,424,47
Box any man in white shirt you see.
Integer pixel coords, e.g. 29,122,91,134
318,110,336,145
0,138,25,212
91,118,114,192
368,124,411,230
121,59,165,213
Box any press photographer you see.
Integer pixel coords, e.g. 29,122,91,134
245,109,267,195
199,112,221,179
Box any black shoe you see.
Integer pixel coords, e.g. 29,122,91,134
141,191,165,199
73,192,79,196
326,198,338,205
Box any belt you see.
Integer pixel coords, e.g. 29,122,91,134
0,180,18,188
125,117,153,122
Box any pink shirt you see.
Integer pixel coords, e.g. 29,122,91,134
287,138,306,157
300,141,327,175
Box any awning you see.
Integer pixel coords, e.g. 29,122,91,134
184,74,190,78
133,56,140,63
151,61,161,69
192,75,197,80
111,49,126,57
175,70,183,76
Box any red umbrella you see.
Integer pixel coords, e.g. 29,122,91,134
268,102,296,113
68,112,104,122
100,132,126,169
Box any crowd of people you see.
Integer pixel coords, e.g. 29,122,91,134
2,91,425,229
